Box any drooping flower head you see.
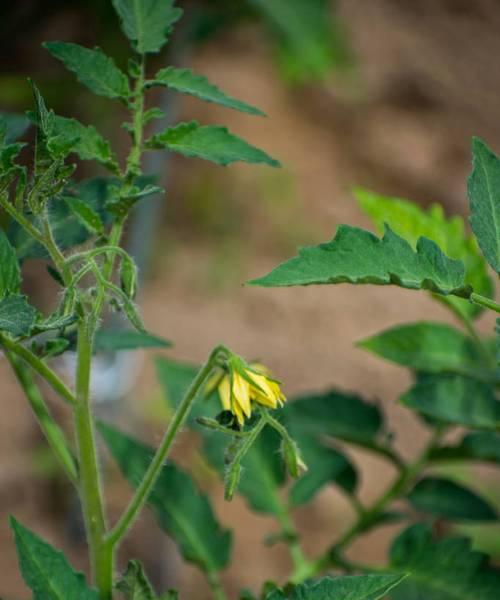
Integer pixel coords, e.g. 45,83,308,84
206,356,285,426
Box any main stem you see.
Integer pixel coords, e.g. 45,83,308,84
74,320,113,598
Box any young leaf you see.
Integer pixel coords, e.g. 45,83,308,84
111,0,182,54
0,295,38,337
390,523,500,600
146,121,280,167
10,517,99,600
407,477,497,521
468,137,500,273
248,224,469,298
94,329,171,352
116,560,156,600
0,229,21,296
266,574,407,600
146,67,265,116
356,188,492,320
429,432,500,464
43,42,130,100
65,197,104,234
51,115,118,171
99,422,232,573
401,374,500,430
359,322,490,380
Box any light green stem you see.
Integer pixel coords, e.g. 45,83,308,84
106,345,226,547
0,334,76,406
4,350,78,485
74,320,112,598
470,292,500,314
207,571,228,600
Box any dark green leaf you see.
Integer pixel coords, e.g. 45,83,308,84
0,229,21,296
0,111,30,142
429,432,500,464
99,422,232,572
401,374,500,430
147,67,265,116
389,523,500,600
468,137,500,273
10,517,99,600
359,322,490,380
266,574,406,600
64,197,104,234
94,329,171,352
51,115,118,170
0,295,38,336
44,42,130,100
146,121,280,167
116,560,156,600
356,187,492,320
249,225,469,298
111,0,182,54
407,477,497,521
289,435,357,506
284,390,383,447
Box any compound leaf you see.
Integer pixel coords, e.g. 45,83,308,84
10,517,99,600
249,224,469,298
43,42,129,100
389,523,500,600
147,67,265,116
111,0,182,54
356,188,492,319
0,295,38,337
468,137,500,273
401,374,500,430
146,121,280,167
359,322,490,380
99,422,231,573
0,229,21,296
407,477,497,522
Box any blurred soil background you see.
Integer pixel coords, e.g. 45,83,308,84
1,0,500,598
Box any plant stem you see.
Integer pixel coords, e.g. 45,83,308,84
74,320,112,598
106,345,225,547
292,428,445,583
4,349,78,485
470,292,500,314
207,571,228,600
0,334,76,406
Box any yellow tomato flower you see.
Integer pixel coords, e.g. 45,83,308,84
209,360,286,426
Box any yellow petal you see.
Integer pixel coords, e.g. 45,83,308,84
232,398,246,425
247,370,277,403
218,376,231,411
232,372,251,417
253,391,277,408
205,370,223,396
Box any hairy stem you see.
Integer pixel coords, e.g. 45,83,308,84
74,320,112,598
106,345,226,547
4,350,78,485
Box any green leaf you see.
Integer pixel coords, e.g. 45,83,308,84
99,422,232,572
355,188,492,320
401,374,500,430
147,67,265,116
0,295,38,337
429,432,500,464
468,137,500,273
284,390,383,447
10,517,99,600
0,111,30,143
0,229,21,296
267,574,407,600
407,477,497,521
390,523,500,600
94,329,171,352
111,0,182,54
116,560,156,600
33,312,77,334
146,121,280,167
248,224,469,298
43,42,129,100
64,197,104,234
289,435,357,506
50,115,118,170
203,424,286,515
359,322,490,380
